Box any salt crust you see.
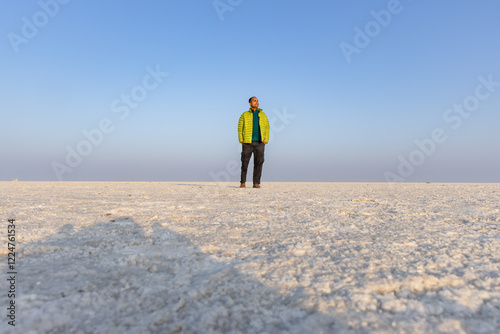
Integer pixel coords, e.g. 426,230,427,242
1,182,499,333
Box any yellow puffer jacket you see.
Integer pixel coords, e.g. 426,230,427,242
238,108,270,144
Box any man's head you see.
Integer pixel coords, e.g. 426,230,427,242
249,96,259,110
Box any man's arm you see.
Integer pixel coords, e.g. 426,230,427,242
238,114,244,143
261,113,270,144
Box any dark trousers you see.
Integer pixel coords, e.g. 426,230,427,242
240,141,265,184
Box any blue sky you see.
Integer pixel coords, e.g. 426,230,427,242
1,0,499,182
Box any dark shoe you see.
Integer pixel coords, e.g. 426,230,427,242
240,183,246,188
253,184,260,188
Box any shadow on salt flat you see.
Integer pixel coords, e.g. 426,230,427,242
6,217,339,333
5,218,495,333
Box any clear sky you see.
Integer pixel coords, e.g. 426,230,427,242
1,0,499,182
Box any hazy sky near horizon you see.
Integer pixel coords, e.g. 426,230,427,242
2,0,499,182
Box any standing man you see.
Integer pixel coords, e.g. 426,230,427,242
238,96,270,188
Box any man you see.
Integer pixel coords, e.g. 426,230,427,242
238,96,270,188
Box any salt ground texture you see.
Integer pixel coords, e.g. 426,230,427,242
1,181,500,333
